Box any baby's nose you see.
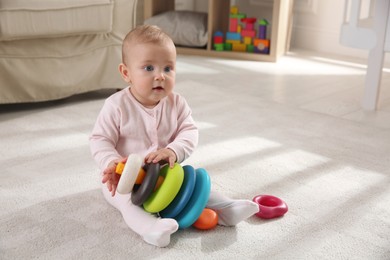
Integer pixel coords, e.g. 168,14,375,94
155,72,165,81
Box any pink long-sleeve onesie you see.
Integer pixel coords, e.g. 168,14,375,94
90,87,198,170
89,87,198,246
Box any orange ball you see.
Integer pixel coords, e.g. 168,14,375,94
192,208,218,230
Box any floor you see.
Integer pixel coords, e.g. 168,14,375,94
0,49,389,259
176,49,390,130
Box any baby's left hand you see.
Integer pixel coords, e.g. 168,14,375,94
145,148,177,168
102,157,127,196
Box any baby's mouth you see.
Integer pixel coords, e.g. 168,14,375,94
153,86,164,91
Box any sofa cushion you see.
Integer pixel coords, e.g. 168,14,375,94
144,10,208,47
0,0,114,41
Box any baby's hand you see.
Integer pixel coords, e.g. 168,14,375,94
102,157,126,196
145,148,177,168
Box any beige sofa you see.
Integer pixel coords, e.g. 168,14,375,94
0,0,138,104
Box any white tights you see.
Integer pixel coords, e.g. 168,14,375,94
102,185,259,247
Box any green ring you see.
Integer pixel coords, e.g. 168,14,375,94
143,163,184,213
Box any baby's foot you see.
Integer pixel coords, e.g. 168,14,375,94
214,200,259,226
142,218,179,247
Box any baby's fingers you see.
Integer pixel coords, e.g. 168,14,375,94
103,165,116,175
168,157,175,168
145,153,157,164
102,173,110,184
152,154,164,164
111,184,117,196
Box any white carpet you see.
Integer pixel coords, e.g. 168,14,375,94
1,53,389,259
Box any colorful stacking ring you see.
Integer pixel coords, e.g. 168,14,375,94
174,168,211,229
116,154,143,194
159,165,197,218
131,163,160,206
252,195,288,219
143,163,184,213
117,156,214,230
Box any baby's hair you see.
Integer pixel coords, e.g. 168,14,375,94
122,25,174,64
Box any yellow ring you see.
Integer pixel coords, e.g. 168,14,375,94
143,163,184,213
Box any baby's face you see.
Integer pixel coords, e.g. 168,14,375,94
126,41,176,108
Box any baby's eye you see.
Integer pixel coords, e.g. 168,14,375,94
164,66,172,73
144,65,154,71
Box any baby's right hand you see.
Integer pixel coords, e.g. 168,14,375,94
102,157,126,196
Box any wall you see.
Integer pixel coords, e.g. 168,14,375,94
143,0,389,64
291,0,367,59
291,0,389,64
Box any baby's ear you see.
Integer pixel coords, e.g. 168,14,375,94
119,63,131,83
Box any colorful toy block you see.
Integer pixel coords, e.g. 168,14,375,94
237,25,242,33
246,23,254,31
214,43,224,51
258,19,269,39
254,38,270,49
214,36,223,44
230,6,238,15
226,32,241,41
229,18,238,32
226,39,241,45
254,38,270,54
224,42,232,51
214,31,224,37
232,43,246,52
214,6,270,55
246,44,255,53
241,18,257,30
241,30,256,38
255,47,270,54
230,13,246,19
243,36,252,45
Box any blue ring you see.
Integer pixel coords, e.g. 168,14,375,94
131,163,160,206
159,165,196,218
174,168,211,229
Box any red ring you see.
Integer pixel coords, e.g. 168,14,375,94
252,195,288,219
